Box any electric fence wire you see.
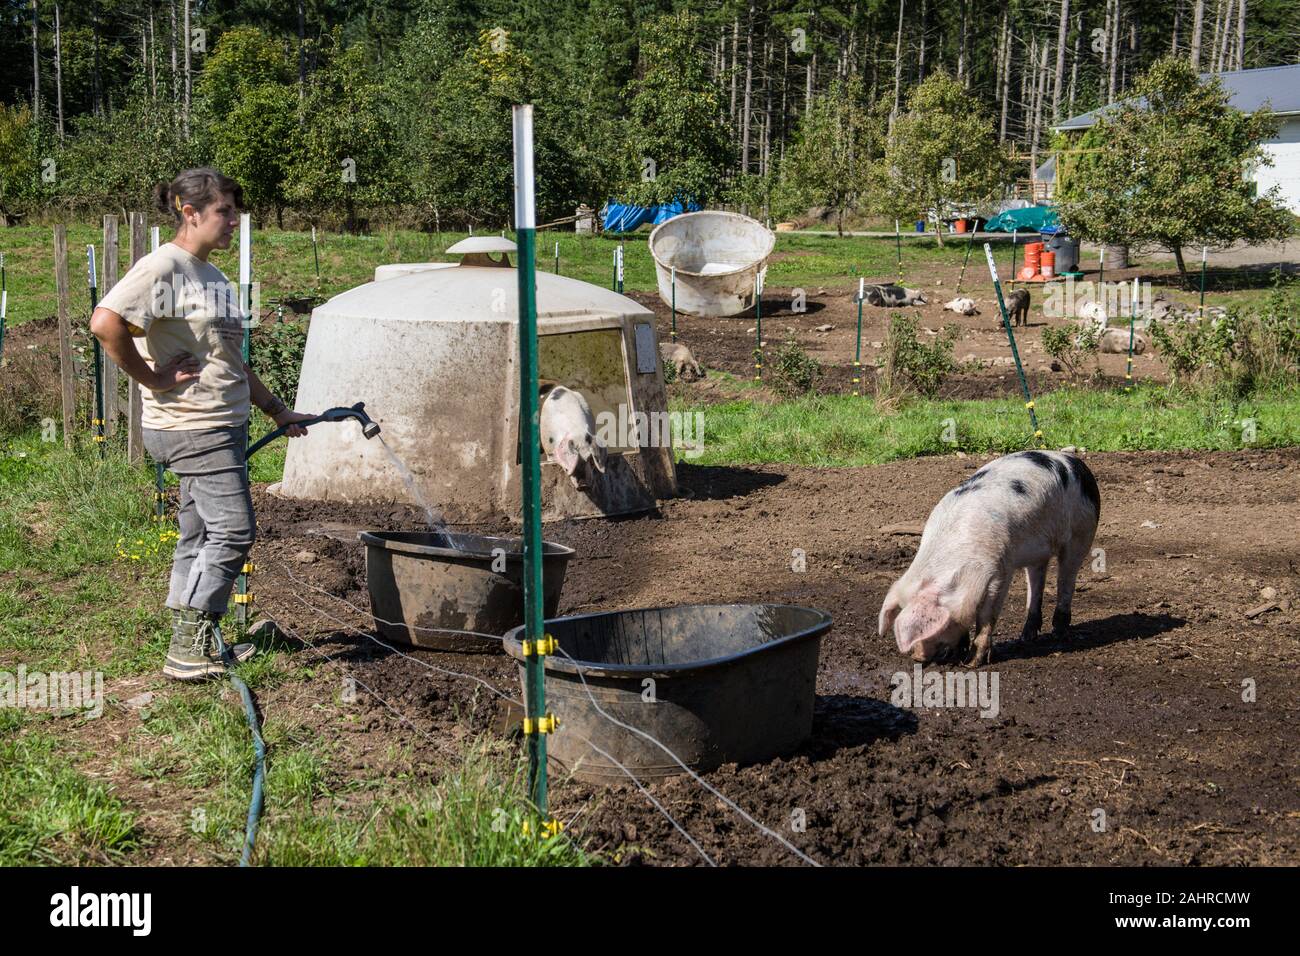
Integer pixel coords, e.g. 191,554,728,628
262,559,819,866
258,560,714,862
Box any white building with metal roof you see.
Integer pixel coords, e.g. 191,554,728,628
1048,64,1300,212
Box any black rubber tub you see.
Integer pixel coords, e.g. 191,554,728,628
359,531,575,653
502,604,831,783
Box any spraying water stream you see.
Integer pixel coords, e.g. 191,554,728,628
377,435,446,531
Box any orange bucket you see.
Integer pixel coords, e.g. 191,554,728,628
1040,250,1056,278
954,218,969,234
1023,242,1043,273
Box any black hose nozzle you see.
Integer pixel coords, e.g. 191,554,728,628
245,401,381,460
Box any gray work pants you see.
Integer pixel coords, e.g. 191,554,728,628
142,424,254,616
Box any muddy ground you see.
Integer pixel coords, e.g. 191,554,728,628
630,261,1176,402
229,446,1300,866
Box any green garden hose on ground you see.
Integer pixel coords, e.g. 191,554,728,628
214,402,382,866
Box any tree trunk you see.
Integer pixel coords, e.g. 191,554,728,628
170,0,178,116
1023,35,1034,140
1217,0,1234,71
297,0,307,101
1171,3,1182,53
762,40,772,179
779,41,788,166
1190,0,1206,68
1067,12,1081,115
1236,0,1247,69
998,13,1010,141
957,0,968,84
183,0,191,136
918,0,927,81
890,0,904,128
54,2,64,140
730,18,739,123
1172,243,1188,284
1100,0,1111,102
93,2,102,116
1052,0,1070,120
31,0,40,120
149,13,157,101
1031,42,1049,179
741,2,754,175
1108,0,1120,102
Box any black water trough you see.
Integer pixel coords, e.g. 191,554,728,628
359,531,575,653
503,604,831,783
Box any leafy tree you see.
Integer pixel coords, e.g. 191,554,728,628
284,42,400,230
1056,57,1294,282
211,82,298,224
869,71,1011,247
620,11,732,208
0,103,42,224
53,98,199,216
777,77,874,236
196,26,295,126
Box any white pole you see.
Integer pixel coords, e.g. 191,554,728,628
858,277,865,301
150,226,160,252
86,244,97,289
239,213,252,324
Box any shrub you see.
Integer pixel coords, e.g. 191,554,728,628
1150,279,1298,395
768,334,822,398
875,315,958,400
251,318,309,407
1041,323,1100,384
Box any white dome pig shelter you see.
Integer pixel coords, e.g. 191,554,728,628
649,210,775,317
278,237,678,522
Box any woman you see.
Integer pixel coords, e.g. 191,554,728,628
91,167,315,681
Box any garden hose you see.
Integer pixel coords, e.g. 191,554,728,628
211,622,266,868
216,401,381,866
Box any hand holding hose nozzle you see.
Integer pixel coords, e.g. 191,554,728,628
246,401,381,460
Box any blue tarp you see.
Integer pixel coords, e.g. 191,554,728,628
601,199,701,232
983,206,1060,233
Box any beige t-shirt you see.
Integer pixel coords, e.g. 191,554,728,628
99,242,250,430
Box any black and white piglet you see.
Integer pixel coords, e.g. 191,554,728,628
878,450,1100,665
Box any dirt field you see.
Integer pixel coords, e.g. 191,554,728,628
629,261,1178,401
221,445,1300,866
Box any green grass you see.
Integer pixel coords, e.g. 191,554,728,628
0,221,1273,335
0,711,142,865
671,383,1300,467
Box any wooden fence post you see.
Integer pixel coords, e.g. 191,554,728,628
53,225,75,450
127,213,146,463
101,215,120,438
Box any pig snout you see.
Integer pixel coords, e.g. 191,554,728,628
892,586,964,662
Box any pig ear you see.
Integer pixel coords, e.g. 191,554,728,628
878,586,903,639
585,432,608,473
554,434,580,475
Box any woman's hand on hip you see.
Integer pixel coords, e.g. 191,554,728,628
273,409,315,438
149,352,201,392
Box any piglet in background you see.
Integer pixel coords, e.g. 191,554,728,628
878,450,1100,666
540,384,608,492
1005,289,1031,326
865,284,927,307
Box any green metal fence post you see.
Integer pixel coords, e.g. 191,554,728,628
853,278,864,396
514,104,551,821
1198,246,1207,320
984,244,1043,447
236,214,253,631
